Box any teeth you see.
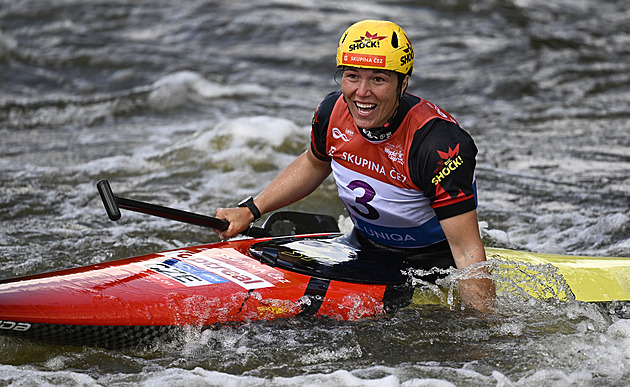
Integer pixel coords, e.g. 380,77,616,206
356,102,376,109
355,102,376,114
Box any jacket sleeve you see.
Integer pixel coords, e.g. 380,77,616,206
409,119,478,220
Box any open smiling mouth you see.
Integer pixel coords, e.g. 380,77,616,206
355,102,376,115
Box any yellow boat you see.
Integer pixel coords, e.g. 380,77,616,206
488,247,630,303
413,247,630,306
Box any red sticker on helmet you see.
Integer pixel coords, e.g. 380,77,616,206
342,52,386,68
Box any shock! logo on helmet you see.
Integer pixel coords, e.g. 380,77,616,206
336,20,414,76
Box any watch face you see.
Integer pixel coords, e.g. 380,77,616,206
238,197,253,207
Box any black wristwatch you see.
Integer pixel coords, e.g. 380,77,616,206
238,196,261,221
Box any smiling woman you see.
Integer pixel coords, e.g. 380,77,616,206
2,0,628,383
216,19,495,313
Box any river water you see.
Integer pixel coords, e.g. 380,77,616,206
1,0,629,385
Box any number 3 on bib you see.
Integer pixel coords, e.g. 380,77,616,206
347,180,380,220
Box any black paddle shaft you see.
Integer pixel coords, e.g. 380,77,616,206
96,179,230,231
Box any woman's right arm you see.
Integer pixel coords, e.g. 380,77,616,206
215,148,332,239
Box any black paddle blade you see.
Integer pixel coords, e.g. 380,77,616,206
96,179,122,221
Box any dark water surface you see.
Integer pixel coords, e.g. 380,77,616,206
1,0,629,385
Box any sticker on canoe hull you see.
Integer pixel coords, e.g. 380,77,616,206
136,258,229,287
180,253,273,290
148,249,274,290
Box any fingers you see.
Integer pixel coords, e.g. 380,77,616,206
215,208,234,240
215,207,254,240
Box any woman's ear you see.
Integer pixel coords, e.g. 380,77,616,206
401,75,410,97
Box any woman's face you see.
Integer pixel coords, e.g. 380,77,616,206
341,67,408,129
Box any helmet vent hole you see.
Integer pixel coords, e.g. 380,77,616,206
391,32,399,48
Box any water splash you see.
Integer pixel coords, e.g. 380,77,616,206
490,255,575,303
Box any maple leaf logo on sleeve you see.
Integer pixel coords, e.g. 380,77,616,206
432,144,460,175
430,143,475,206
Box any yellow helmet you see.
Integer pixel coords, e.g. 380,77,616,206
336,20,414,75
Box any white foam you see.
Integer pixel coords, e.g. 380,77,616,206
0,364,99,386
188,115,303,149
478,221,511,246
164,116,311,204
148,71,269,110
496,210,630,256
135,366,461,387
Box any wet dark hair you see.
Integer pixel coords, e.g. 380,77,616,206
396,72,408,96
334,68,345,85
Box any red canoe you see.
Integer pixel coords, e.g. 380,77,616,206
0,234,411,348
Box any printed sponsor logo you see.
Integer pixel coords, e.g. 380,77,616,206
340,152,386,176
137,258,229,287
0,320,31,332
361,127,392,141
148,248,281,288
183,253,273,290
332,127,351,142
328,145,337,158
356,223,417,243
389,168,407,184
400,43,414,67
208,250,292,284
342,52,386,68
384,145,404,165
348,31,387,52
335,150,407,183
431,144,463,186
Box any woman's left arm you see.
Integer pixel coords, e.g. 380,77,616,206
439,209,496,313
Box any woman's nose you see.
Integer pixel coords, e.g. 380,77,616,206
356,79,371,96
